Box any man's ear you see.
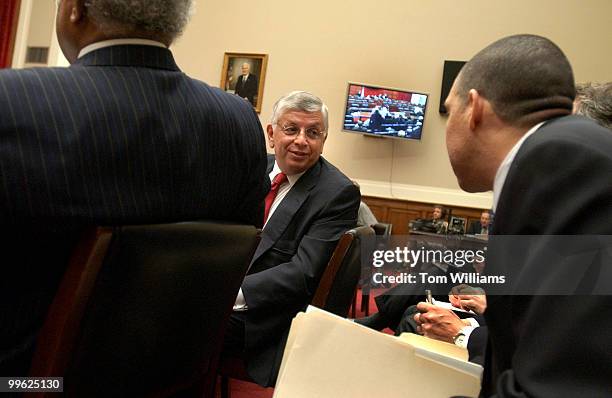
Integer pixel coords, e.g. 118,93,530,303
266,124,274,148
467,89,484,131
68,0,86,23
320,134,327,154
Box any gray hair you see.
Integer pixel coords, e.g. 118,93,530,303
575,82,612,130
271,91,329,133
84,0,194,43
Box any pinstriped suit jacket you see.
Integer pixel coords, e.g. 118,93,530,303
0,45,269,375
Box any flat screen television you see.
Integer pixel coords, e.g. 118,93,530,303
439,61,466,114
342,82,428,140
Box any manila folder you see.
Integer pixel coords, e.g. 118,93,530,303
274,307,482,398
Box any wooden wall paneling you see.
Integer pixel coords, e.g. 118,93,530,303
367,204,387,222
362,195,485,235
387,208,422,235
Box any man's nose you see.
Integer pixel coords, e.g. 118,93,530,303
292,130,309,145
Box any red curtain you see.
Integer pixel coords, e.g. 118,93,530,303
0,0,21,68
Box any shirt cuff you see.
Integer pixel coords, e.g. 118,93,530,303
455,325,476,349
233,288,248,311
466,317,480,328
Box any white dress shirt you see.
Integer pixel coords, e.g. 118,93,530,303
263,162,305,228
492,122,545,212
77,38,167,59
454,317,481,348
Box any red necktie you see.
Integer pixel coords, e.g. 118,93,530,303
264,172,288,223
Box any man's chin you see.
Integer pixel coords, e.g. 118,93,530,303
457,178,489,193
283,160,313,175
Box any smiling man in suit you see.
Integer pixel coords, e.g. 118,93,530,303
0,0,268,375
234,62,259,106
225,91,360,387
443,34,612,397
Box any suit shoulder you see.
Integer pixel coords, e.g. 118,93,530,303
317,158,359,194
515,116,612,172
186,76,255,112
0,67,85,109
181,75,262,137
527,115,612,152
0,66,77,84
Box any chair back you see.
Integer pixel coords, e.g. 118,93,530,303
311,226,375,317
354,222,393,317
29,222,259,398
372,222,393,239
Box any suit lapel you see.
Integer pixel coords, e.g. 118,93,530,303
250,159,322,264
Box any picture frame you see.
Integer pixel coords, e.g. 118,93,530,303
220,52,268,113
449,216,467,234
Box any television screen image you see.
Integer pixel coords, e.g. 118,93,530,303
342,83,428,140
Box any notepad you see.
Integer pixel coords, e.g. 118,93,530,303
432,298,477,317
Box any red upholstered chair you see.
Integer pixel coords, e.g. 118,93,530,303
219,226,375,397
28,222,259,398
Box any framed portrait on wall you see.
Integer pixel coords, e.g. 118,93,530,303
220,52,268,113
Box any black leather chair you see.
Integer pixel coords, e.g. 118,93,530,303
29,222,259,398
312,226,375,316
353,223,392,317
372,222,393,239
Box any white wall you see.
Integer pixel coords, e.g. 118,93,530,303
171,0,612,207
12,0,67,68
11,0,32,68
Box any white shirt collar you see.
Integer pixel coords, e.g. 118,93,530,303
270,161,305,186
492,122,545,211
263,161,306,228
78,39,167,59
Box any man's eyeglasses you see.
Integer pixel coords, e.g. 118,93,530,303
277,124,326,140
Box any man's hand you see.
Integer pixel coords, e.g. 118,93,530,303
413,302,467,343
449,284,487,315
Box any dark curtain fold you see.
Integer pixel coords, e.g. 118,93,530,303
0,0,21,68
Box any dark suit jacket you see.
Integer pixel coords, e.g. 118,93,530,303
467,326,488,366
467,220,484,235
235,73,258,106
241,155,360,386
482,116,612,397
0,45,269,375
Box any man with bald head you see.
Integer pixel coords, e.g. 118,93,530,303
234,62,259,106
439,34,612,397
0,0,268,375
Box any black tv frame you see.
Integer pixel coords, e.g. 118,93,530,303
439,60,466,114
341,82,429,141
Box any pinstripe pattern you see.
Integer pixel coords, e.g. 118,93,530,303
0,45,269,375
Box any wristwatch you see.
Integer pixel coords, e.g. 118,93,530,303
453,332,466,347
